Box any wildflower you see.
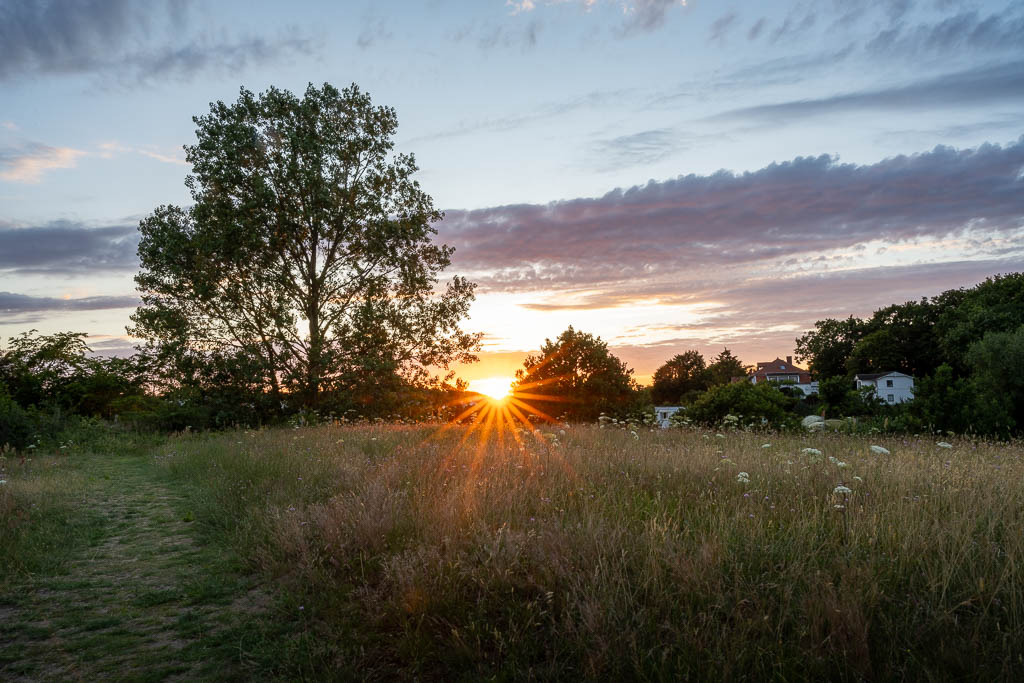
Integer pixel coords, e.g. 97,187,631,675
801,447,822,456
630,431,639,440
0,479,6,485
736,471,750,484
834,504,845,509
761,443,771,448
833,485,852,495
870,445,890,455
937,441,953,449
853,475,863,482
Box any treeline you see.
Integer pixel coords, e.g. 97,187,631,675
795,272,1024,437
0,330,472,452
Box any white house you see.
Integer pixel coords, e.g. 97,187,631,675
854,371,915,404
654,406,682,428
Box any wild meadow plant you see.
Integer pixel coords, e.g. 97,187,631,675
160,424,1024,680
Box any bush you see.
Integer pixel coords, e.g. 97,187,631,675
0,384,32,450
686,381,798,429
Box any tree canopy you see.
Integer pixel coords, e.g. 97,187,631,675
512,327,638,422
651,350,709,405
130,83,480,409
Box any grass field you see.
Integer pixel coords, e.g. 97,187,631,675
3,422,1023,680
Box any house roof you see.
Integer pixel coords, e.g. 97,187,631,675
855,371,912,381
752,358,808,375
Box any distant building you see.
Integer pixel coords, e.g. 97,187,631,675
855,371,915,404
654,406,682,428
748,356,818,397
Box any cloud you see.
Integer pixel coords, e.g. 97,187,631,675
709,12,737,44
710,61,1024,124
0,221,140,274
747,17,766,40
588,128,685,170
619,0,685,35
0,0,313,84
439,137,1024,293
866,9,1024,58
407,87,631,144
0,142,84,182
97,141,186,165
500,0,686,35
0,291,139,315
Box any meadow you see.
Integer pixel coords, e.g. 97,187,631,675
2,422,1023,680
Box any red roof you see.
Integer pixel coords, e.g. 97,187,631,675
749,357,811,384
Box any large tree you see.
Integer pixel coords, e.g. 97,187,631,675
651,350,709,405
512,327,638,421
707,348,748,387
130,83,480,408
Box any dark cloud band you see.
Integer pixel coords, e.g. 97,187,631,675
0,221,139,273
439,137,1024,290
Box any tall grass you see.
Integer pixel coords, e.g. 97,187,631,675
0,451,106,584
160,424,1024,680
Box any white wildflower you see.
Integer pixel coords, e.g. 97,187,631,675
801,447,822,456
761,443,771,448
834,504,845,509
630,430,639,440
869,445,890,455
937,441,953,449
833,485,852,495
853,475,863,482
0,479,6,485
716,433,726,439
736,472,750,484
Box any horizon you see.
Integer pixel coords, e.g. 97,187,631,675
2,0,1023,390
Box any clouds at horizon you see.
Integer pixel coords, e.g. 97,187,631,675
440,137,1024,298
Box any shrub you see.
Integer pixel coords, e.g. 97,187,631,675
686,380,798,429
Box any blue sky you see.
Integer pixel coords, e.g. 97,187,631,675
2,0,1023,384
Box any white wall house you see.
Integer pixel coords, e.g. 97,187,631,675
855,372,915,404
747,356,819,397
654,406,682,428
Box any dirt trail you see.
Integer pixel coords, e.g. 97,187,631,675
0,455,268,681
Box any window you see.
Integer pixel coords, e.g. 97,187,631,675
886,379,894,387
887,394,895,403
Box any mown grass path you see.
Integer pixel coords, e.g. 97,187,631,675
0,453,273,682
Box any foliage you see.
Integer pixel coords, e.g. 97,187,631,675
937,273,1024,374
795,273,1024,437
795,316,865,379
0,382,32,450
707,347,748,386
962,324,1024,434
685,380,797,429
650,350,709,404
513,326,639,421
130,82,480,409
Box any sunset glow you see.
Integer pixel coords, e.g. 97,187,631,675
470,376,514,400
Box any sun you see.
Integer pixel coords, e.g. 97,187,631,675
470,376,514,400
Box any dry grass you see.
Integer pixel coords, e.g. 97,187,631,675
161,423,1024,680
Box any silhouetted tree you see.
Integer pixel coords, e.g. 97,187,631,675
513,327,638,421
131,82,480,409
651,350,709,404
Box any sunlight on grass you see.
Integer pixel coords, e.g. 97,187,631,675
157,424,1024,679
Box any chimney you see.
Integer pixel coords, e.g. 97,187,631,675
786,355,792,365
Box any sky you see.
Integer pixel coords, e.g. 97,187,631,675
1,0,1023,388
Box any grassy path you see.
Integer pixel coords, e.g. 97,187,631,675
0,453,274,682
